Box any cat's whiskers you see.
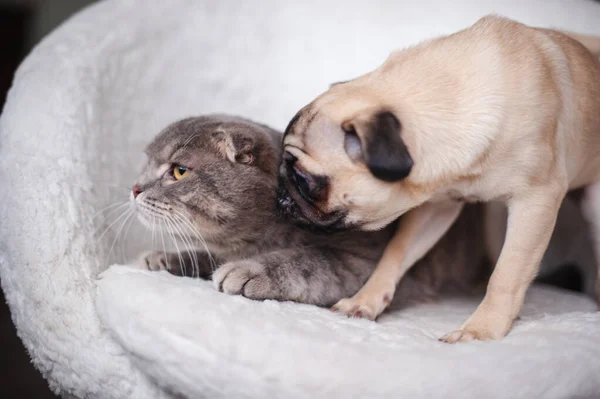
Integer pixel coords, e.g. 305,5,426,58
167,214,200,278
95,204,132,245
133,198,217,276
159,219,168,270
173,213,216,272
163,215,185,276
119,211,136,264
106,209,134,264
135,202,180,272
173,210,217,272
151,214,156,253
169,212,201,275
165,215,192,276
141,209,150,244
176,216,200,277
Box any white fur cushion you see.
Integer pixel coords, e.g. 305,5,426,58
97,267,600,399
1,0,600,398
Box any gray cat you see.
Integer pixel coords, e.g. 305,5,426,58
130,115,489,308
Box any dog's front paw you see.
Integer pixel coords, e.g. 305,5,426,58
212,260,275,300
439,329,481,343
331,292,393,321
439,310,513,343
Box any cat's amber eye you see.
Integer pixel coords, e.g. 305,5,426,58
172,165,190,180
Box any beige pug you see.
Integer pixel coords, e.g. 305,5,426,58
276,16,600,342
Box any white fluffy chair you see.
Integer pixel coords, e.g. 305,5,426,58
1,1,600,398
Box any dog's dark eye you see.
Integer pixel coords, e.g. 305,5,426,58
293,167,312,198
344,128,363,161
294,168,310,193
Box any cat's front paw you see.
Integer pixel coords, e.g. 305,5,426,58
213,260,275,301
143,251,170,271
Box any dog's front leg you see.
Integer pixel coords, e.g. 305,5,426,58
331,200,464,320
441,186,566,343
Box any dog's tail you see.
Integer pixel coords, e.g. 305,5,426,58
561,31,600,58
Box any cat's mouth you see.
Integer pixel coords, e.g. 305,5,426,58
133,195,222,244
133,200,163,230
132,196,181,232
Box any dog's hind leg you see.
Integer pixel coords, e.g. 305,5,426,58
441,184,566,343
582,181,600,308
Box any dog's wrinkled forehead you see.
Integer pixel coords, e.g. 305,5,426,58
282,94,413,184
283,104,319,147
282,84,382,153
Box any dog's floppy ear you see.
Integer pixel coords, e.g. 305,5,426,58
342,111,413,182
211,130,255,165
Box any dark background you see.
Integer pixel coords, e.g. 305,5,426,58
0,0,599,398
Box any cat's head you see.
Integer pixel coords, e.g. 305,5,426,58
131,115,282,244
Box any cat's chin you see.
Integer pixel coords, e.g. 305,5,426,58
131,204,166,232
134,212,153,231
132,206,217,251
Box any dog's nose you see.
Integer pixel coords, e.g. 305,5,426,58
132,184,143,198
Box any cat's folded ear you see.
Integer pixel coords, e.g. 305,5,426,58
211,130,255,165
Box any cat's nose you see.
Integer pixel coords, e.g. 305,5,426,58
132,184,143,198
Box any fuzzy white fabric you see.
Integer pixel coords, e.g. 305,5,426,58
1,0,600,398
97,267,600,399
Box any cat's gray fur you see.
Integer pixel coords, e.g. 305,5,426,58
131,115,490,307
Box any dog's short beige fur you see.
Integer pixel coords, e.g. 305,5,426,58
278,16,600,342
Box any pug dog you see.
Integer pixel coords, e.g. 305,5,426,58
276,15,600,342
